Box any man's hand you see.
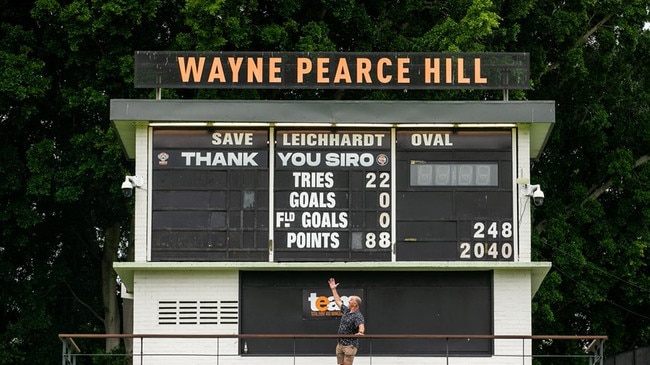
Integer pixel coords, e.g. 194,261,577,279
328,278,343,309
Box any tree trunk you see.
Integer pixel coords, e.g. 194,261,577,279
122,298,134,364
103,223,122,352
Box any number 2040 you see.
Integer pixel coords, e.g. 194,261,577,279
459,241,513,260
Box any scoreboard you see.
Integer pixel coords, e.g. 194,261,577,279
395,130,513,261
150,127,514,262
274,130,392,261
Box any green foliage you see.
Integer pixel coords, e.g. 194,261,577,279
91,346,128,365
526,0,650,357
297,22,337,51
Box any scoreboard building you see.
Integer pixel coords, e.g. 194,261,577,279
112,52,554,364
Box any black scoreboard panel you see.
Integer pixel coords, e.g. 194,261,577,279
240,271,492,355
151,129,269,261
149,127,514,262
273,130,392,261
395,130,514,261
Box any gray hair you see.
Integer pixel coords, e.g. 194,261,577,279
350,295,362,306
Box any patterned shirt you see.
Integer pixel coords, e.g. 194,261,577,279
337,304,365,347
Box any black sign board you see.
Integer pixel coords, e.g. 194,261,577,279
150,128,513,262
134,51,530,89
241,271,492,355
151,129,270,261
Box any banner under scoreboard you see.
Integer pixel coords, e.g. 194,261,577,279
151,127,514,262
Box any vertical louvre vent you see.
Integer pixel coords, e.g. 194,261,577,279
158,300,239,325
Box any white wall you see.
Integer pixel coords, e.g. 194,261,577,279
517,126,532,262
131,270,533,365
494,269,533,363
134,123,149,262
133,270,239,365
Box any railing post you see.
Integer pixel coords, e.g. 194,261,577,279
446,337,449,365
61,337,78,365
61,340,67,365
598,340,605,365
587,338,606,365
599,340,604,365
593,339,604,365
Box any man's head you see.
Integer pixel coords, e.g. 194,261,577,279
349,295,362,310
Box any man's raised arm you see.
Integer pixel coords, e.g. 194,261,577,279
328,277,343,309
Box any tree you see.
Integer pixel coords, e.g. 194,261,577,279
1,1,649,363
1,0,178,361
519,0,650,360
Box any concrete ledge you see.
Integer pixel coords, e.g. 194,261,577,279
111,99,554,160
114,260,551,297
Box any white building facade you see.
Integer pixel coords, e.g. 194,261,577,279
112,99,554,365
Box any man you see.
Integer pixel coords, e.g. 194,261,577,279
328,277,365,365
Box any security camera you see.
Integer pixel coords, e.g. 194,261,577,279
121,179,134,197
524,184,545,206
121,176,143,197
532,188,545,206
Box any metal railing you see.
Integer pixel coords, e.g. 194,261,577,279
59,333,607,365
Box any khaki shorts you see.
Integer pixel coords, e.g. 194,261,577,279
336,343,358,364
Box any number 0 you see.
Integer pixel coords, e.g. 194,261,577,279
501,243,513,258
379,212,390,228
379,192,390,208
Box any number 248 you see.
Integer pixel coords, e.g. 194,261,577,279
473,221,512,239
